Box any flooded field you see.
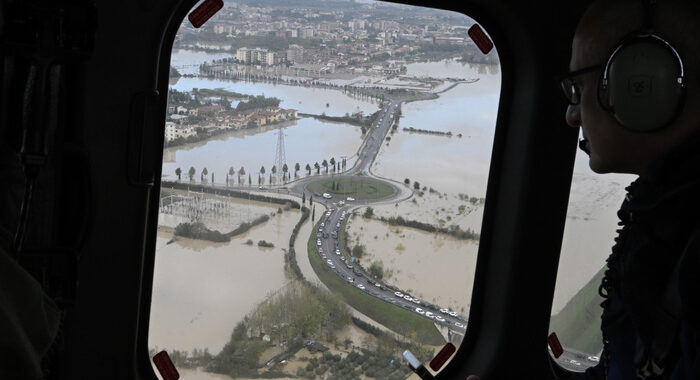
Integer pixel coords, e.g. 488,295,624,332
171,49,232,75
345,217,477,313
149,205,299,353
161,117,363,184
169,76,380,117
372,61,501,196
367,190,484,231
552,149,635,313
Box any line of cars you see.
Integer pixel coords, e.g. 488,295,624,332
391,290,466,329
316,205,467,331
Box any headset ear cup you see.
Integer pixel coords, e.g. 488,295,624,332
602,37,685,132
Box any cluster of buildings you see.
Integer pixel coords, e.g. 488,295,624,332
235,44,305,66
164,102,298,143
176,2,479,70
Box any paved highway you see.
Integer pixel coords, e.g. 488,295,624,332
198,98,468,334
313,204,468,334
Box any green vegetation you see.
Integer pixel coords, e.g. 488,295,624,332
306,177,395,201
363,207,374,218
373,87,433,102
174,214,271,243
368,261,385,280
295,348,414,380
174,222,229,242
378,215,480,241
307,220,444,345
549,267,605,354
301,112,368,127
235,95,281,112
257,240,275,248
226,214,270,239
351,244,365,258
284,207,311,282
193,87,247,99
207,283,351,378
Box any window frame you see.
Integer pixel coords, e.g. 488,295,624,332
136,1,589,379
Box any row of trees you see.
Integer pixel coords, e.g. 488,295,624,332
173,157,349,185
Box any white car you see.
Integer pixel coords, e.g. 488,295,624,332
569,360,581,366
455,322,465,328
316,240,321,246
587,356,600,362
338,200,345,206
335,249,340,255
440,308,449,314
449,311,458,317
435,316,446,322
403,295,413,301
415,308,425,315
411,298,421,305
322,193,332,199
347,277,354,283
425,312,435,319
394,291,404,298
357,284,365,290
327,259,333,265
346,197,355,201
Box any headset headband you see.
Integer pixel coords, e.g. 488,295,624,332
601,33,686,88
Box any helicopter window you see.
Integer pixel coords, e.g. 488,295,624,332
149,1,500,378
548,133,636,371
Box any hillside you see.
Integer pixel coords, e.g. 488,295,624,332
549,266,606,355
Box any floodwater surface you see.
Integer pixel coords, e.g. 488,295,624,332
149,207,299,353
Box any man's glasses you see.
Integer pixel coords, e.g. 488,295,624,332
559,64,603,105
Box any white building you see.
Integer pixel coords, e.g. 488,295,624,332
265,51,277,66
237,47,252,63
165,123,196,142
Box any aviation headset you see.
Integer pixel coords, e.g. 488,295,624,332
597,0,686,132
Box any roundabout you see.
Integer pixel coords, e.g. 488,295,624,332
305,176,397,201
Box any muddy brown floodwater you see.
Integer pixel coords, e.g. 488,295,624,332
346,217,477,314
149,205,300,354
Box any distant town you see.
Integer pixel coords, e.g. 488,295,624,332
172,0,497,76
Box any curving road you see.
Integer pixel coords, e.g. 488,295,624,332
313,204,468,334
293,98,469,334
202,95,470,335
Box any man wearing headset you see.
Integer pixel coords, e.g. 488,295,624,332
562,0,700,379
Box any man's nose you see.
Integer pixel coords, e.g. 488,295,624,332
565,104,581,128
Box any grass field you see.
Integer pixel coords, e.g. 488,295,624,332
306,177,395,201
549,267,605,354
307,220,445,345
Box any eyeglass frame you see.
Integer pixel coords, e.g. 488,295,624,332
559,64,604,105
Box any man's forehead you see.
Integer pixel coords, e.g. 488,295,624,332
570,1,644,69
570,33,608,69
